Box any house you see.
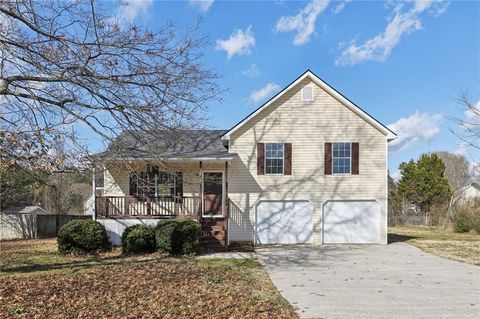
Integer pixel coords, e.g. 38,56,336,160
452,183,480,205
2,206,45,215
92,70,397,248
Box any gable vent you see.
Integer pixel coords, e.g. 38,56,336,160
301,85,314,101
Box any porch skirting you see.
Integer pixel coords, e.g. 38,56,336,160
97,218,162,246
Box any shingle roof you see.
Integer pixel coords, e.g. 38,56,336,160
2,206,45,214
95,129,234,160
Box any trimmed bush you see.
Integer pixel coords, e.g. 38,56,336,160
58,219,111,254
121,224,156,254
155,219,201,256
155,219,178,254
453,211,470,233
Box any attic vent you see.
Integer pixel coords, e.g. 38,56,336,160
301,85,314,101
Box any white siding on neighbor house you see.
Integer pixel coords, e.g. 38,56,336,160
227,77,388,244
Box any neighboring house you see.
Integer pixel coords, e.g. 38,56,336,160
92,70,397,248
452,183,480,205
2,206,45,215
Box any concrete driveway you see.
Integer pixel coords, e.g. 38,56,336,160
256,243,480,319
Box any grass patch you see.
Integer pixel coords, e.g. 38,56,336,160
389,226,480,266
0,239,297,318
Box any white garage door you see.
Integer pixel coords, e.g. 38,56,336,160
323,200,381,244
256,201,314,244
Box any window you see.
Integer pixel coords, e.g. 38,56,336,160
301,85,314,101
265,143,284,175
332,142,351,174
132,169,182,198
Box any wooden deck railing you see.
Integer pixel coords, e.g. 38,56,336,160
95,196,201,218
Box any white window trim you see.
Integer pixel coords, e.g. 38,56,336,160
264,142,285,176
301,84,314,102
201,170,225,218
332,142,352,175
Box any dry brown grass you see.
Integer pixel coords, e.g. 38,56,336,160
0,239,297,319
389,226,480,266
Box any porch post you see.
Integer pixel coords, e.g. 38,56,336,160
92,166,96,220
225,161,229,250
198,161,202,219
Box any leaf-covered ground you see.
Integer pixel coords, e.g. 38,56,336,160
389,226,480,266
0,239,297,319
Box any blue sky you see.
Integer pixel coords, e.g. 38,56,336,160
106,0,479,177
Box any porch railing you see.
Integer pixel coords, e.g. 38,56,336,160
95,196,201,218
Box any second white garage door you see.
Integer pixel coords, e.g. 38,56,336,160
323,200,381,244
256,201,314,244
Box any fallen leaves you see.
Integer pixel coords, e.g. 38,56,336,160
0,240,297,318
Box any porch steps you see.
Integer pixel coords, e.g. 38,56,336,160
200,219,226,252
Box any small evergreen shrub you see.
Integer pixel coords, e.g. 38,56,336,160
155,219,201,256
155,219,178,254
453,211,470,233
121,224,156,254
57,220,111,254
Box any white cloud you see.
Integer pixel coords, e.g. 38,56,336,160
189,0,214,13
249,83,280,105
335,0,448,66
332,0,350,14
241,64,261,78
455,142,469,157
390,169,401,181
388,112,443,152
215,26,255,59
275,0,330,46
114,0,153,23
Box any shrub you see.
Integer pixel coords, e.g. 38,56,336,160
155,219,201,256
121,224,156,254
155,219,178,254
453,211,470,233
58,219,111,254
469,212,480,234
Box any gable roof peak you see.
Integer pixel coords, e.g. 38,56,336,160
222,69,397,141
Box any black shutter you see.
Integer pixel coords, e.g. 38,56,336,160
129,172,137,196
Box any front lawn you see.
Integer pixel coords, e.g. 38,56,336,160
0,239,297,318
389,226,480,266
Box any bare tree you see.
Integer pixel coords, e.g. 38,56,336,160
452,91,479,150
0,0,220,171
434,151,471,191
43,172,91,215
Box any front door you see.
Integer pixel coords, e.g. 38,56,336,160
203,172,223,216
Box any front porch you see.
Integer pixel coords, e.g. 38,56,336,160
95,195,230,250
95,195,203,218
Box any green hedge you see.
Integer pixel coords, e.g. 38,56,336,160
121,224,156,254
453,211,470,233
58,220,111,254
156,219,201,256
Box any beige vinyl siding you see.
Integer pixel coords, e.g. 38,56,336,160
103,161,225,199
228,78,388,244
